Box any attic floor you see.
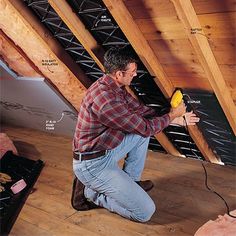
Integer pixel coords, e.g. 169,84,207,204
2,125,236,236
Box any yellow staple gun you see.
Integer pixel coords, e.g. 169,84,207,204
170,90,183,108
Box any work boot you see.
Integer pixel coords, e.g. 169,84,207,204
71,176,99,211
136,180,154,192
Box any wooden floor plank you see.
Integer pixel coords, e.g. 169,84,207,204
25,190,75,220
10,219,52,236
1,125,235,236
67,209,192,236
14,204,99,236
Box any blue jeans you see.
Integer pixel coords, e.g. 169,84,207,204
73,134,155,222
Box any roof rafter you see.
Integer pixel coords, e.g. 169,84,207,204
103,0,174,98
0,0,91,110
171,0,236,135
103,0,220,163
48,0,105,71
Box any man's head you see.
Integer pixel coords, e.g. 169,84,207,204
104,47,137,86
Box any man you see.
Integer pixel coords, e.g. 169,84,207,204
72,47,199,222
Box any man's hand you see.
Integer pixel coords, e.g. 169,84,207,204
184,111,200,125
171,111,200,126
168,101,186,122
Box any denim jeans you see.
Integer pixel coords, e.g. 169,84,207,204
73,134,156,222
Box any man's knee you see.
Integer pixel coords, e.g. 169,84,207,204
140,200,156,222
132,199,156,223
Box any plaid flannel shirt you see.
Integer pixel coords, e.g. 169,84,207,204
73,75,170,152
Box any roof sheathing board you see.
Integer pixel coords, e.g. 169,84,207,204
124,0,236,103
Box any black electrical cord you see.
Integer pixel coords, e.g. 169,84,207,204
201,161,236,218
183,114,236,219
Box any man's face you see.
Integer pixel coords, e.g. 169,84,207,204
116,62,137,86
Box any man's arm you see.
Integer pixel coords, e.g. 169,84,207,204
124,88,156,117
93,98,170,137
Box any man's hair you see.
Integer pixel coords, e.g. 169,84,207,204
103,47,136,74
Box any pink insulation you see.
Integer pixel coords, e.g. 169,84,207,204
0,133,18,158
195,210,236,236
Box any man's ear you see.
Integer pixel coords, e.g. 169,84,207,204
115,70,122,78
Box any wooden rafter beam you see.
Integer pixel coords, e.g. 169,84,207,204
155,132,184,157
103,0,174,98
0,0,91,110
188,126,220,164
49,0,182,157
48,0,105,71
103,0,220,163
171,0,236,135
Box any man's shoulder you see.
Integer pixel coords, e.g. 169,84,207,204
88,77,115,96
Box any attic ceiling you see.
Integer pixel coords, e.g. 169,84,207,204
0,0,235,166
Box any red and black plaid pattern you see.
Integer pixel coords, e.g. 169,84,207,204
73,75,170,152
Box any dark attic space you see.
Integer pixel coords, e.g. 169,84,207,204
0,0,236,235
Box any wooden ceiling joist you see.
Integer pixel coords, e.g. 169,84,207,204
171,0,236,135
48,0,181,157
103,0,220,163
0,0,91,110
